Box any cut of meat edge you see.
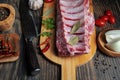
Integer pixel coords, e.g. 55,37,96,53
56,0,94,56
59,0,83,8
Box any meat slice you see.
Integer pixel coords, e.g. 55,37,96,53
56,19,70,56
59,0,83,7
85,13,95,34
67,42,90,55
56,2,69,56
61,10,84,20
62,16,84,27
62,17,79,27
63,24,85,34
56,0,94,56
64,32,89,43
60,2,84,14
62,18,90,35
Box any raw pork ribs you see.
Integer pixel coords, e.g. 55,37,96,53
56,0,95,56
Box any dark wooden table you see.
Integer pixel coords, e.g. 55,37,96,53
0,0,120,80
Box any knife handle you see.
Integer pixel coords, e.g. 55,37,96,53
26,40,40,76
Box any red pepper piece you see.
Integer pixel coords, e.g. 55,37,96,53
42,42,50,53
40,37,51,46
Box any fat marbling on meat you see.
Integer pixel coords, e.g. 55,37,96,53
56,0,95,56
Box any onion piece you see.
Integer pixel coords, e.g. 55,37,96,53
105,30,120,43
105,39,120,52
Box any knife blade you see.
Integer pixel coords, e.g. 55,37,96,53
19,0,41,76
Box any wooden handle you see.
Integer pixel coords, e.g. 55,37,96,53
61,61,76,80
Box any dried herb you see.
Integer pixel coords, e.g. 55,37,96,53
70,21,81,34
68,36,79,45
43,7,54,16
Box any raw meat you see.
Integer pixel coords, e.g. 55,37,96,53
56,0,95,56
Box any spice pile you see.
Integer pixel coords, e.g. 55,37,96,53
0,7,9,21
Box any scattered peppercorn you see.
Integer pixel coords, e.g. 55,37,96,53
109,65,111,67
113,76,116,79
94,53,120,79
114,66,117,69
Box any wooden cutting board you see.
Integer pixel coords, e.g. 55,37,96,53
40,0,96,80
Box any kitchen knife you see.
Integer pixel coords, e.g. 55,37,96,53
19,0,41,76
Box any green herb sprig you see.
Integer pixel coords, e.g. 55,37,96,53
42,18,55,29
40,32,52,37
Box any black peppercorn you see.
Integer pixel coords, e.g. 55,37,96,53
0,7,10,21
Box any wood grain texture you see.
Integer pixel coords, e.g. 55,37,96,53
40,0,96,80
0,0,120,80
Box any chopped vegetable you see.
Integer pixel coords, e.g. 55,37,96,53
105,40,120,52
41,32,52,37
42,18,55,29
42,42,50,53
105,30,120,52
40,37,51,45
105,30,120,43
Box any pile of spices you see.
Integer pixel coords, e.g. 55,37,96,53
0,7,10,21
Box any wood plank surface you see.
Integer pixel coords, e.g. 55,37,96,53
0,0,120,80
40,0,96,80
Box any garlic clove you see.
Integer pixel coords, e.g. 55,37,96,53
105,30,120,43
28,0,43,10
